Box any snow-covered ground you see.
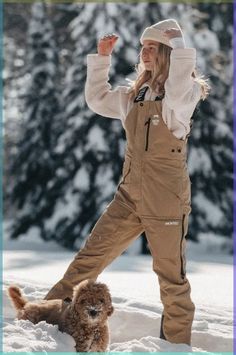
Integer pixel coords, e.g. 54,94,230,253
2,221,234,353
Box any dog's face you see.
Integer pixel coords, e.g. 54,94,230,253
71,280,114,325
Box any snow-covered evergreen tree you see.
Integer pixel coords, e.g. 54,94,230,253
8,2,62,240
6,2,233,252
183,3,233,244
3,4,38,220
3,36,25,218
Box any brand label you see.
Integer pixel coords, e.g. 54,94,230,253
164,221,179,226
152,115,160,125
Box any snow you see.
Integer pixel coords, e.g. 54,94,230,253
3,221,233,353
194,28,219,53
193,192,224,227
215,121,233,138
188,147,212,174
125,47,138,63
95,165,115,196
44,188,79,232
74,166,90,190
86,125,107,152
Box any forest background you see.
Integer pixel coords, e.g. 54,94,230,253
3,1,233,253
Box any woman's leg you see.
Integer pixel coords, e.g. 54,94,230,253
143,213,195,345
44,199,144,300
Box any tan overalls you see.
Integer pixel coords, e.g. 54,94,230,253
45,98,195,345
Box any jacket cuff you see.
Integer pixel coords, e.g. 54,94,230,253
169,37,185,49
87,53,111,66
171,47,196,59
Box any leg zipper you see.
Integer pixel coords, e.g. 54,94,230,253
144,117,151,151
160,314,167,340
180,214,186,279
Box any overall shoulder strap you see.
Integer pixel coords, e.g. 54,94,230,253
133,86,149,102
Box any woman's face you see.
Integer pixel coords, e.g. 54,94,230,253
140,40,160,71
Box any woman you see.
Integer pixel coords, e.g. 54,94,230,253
44,19,210,345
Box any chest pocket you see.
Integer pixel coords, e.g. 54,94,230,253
144,115,162,151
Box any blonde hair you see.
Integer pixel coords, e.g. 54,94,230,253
128,42,210,101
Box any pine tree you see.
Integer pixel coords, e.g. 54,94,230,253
3,35,26,218
8,2,62,240
6,2,233,252
182,3,233,245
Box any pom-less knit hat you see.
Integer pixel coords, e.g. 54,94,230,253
140,18,184,48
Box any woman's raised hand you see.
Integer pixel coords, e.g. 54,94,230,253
97,34,119,56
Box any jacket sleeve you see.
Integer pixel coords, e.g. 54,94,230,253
85,54,130,120
163,48,202,125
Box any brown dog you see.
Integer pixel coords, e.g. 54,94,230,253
8,279,114,352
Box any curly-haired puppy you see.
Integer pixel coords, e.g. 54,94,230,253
8,279,114,352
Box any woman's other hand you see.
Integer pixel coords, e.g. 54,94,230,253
163,28,182,40
97,34,119,56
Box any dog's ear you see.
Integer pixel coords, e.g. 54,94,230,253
107,305,114,317
72,280,88,299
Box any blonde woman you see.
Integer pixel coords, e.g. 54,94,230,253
44,19,209,346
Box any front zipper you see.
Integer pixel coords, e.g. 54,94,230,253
180,214,186,279
144,117,151,151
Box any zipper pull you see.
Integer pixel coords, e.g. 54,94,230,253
144,117,151,126
144,118,151,151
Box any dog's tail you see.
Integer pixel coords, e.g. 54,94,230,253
8,286,28,310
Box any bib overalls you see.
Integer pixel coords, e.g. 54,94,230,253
45,97,195,345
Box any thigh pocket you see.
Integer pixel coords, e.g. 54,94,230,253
145,215,188,280
145,217,182,259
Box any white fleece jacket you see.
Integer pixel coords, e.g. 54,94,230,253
85,48,202,140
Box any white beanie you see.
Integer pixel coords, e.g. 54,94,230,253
140,18,184,48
